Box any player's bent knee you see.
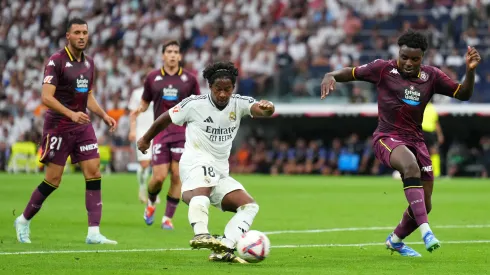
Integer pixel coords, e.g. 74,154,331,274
140,161,150,169
402,162,421,178
152,171,167,183
45,174,62,186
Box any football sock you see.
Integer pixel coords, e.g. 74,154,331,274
402,177,428,226
393,207,418,240
86,178,102,227
419,222,431,238
222,203,260,249
188,196,210,235
22,179,57,220
164,195,180,219
431,154,441,177
142,167,151,187
148,187,161,206
136,166,145,188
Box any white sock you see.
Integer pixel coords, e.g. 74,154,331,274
136,166,145,188
222,203,260,249
142,167,151,186
188,196,210,235
88,226,100,235
18,214,29,224
390,233,402,243
419,223,431,238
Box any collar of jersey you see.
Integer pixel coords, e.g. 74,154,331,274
64,46,85,62
207,94,228,111
161,67,183,76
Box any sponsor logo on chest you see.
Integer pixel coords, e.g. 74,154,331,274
162,85,179,101
75,74,89,93
402,85,421,106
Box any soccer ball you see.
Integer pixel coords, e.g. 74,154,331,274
392,170,402,179
236,230,270,263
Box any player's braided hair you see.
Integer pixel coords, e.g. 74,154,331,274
397,30,429,52
202,61,239,86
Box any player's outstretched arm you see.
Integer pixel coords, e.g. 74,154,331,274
87,93,117,132
137,111,172,154
454,46,481,101
251,100,275,117
41,83,90,124
320,67,355,99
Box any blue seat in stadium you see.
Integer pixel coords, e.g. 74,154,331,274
338,153,360,173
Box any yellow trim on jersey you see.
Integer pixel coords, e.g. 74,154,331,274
379,140,392,152
161,67,183,76
351,67,357,80
40,134,50,161
417,70,421,77
64,47,74,61
453,84,461,97
88,90,93,94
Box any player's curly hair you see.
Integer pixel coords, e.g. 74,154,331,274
202,61,239,86
397,30,428,52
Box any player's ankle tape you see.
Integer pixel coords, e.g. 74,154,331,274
86,178,101,190
402,177,422,189
167,195,180,203
38,180,57,196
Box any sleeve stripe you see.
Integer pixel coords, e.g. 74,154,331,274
351,67,357,80
452,84,461,97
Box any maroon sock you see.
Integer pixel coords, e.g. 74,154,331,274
23,180,57,220
402,177,428,226
148,187,161,204
86,178,102,227
394,207,418,239
164,195,180,218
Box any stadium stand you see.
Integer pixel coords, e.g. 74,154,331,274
1,0,489,175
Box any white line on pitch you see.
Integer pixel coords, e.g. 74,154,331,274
1,240,489,256
264,224,490,235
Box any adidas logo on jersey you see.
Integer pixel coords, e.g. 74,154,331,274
65,62,73,67
204,116,214,123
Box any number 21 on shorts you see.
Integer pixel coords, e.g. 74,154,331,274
50,136,63,150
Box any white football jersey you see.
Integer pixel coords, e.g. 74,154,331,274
128,87,154,134
169,94,256,162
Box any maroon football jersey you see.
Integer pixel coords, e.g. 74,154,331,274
42,47,94,132
352,59,460,141
142,67,200,142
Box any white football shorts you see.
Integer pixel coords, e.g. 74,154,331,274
179,159,244,211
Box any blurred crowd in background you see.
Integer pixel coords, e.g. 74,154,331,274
0,0,489,176
229,134,490,178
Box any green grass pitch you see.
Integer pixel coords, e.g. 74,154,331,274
0,173,489,274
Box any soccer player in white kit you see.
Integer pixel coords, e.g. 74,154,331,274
128,87,155,203
137,62,275,263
